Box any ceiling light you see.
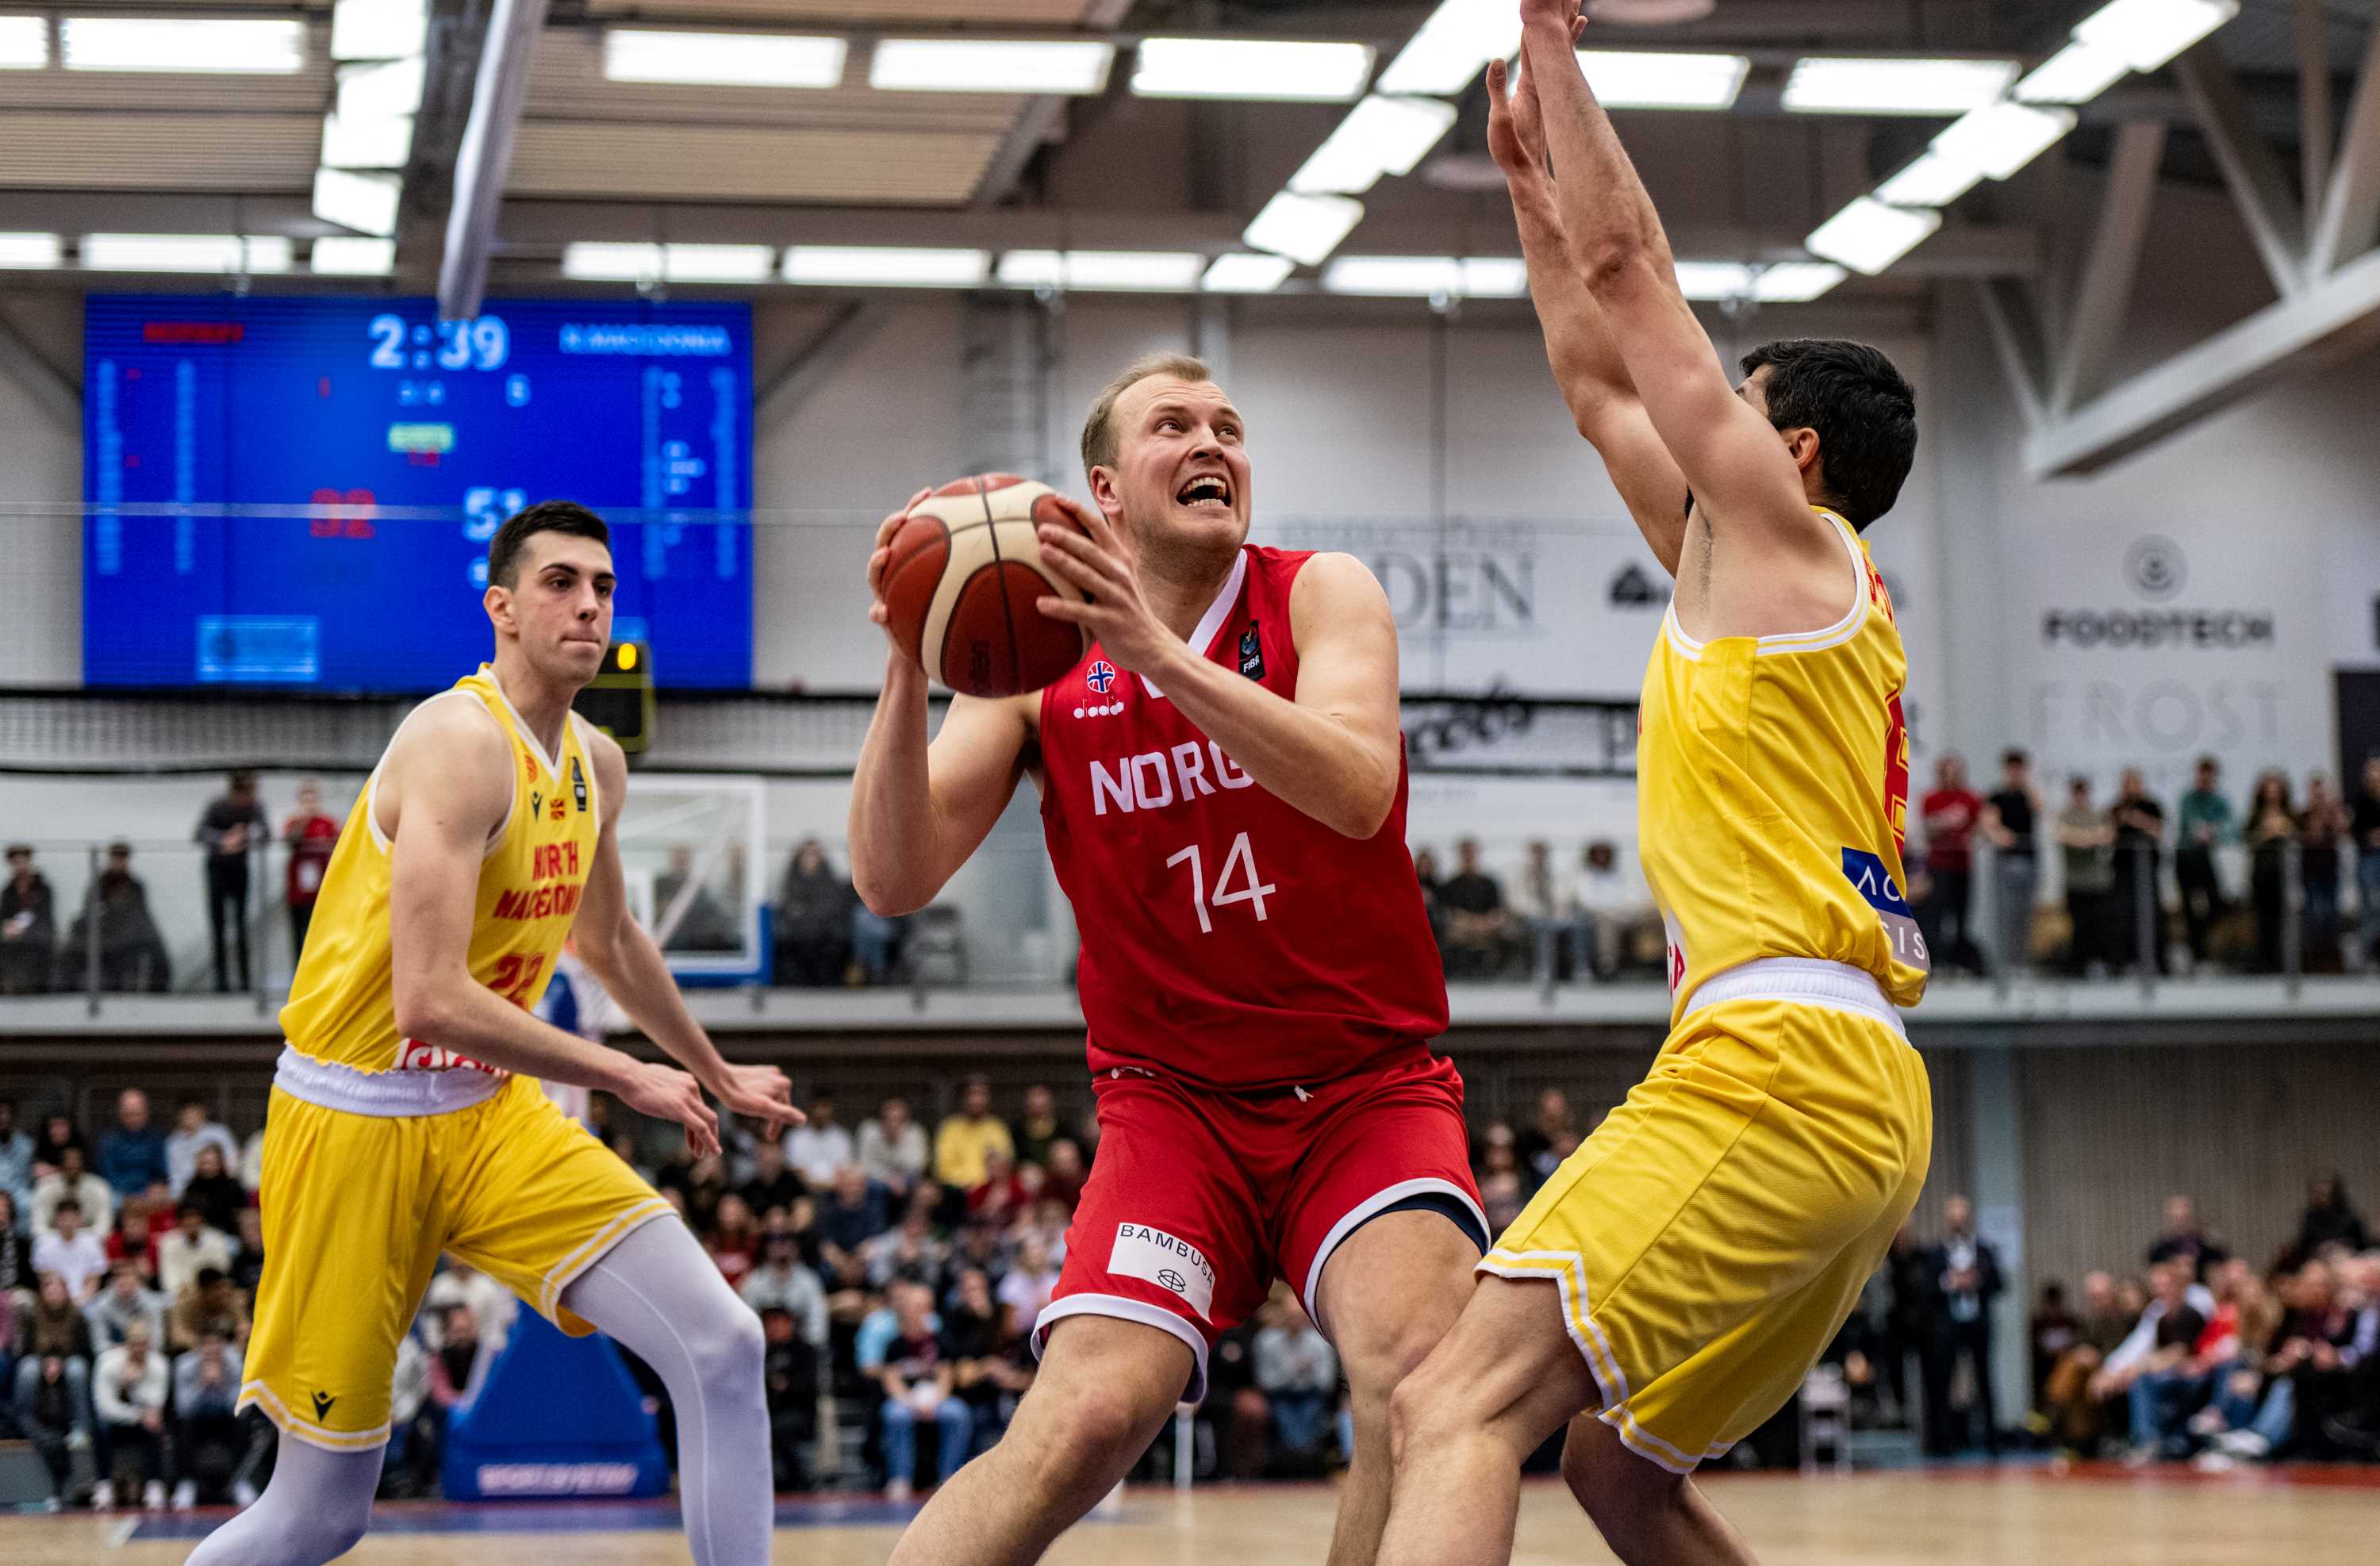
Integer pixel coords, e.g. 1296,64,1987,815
1672,261,1753,299
1460,257,1530,297
1379,0,1521,96
870,38,1113,94
662,244,774,283
1874,148,1985,206
0,232,61,268
330,0,427,63
1782,56,2018,115
0,15,47,68
1132,38,1374,102
1324,256,1533,299
63,17,305,73
339,58,428,122
320,111,414,171
1202,254,1296,294
1244,191,1365,267
1289,96,1458,196
603,29,845,89
313,167,403,237
2075,0,2238,73
1577,51,1750,110
562,242,662,282
1805,198,1940,275
83,234,292,274
1932,100,2076,179
996,250,1206,291
784,246,988,287
311,236,395,275
2013,39,2133,103
1752,262,1847,301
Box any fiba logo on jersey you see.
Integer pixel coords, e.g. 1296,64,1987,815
2125,536,2186,600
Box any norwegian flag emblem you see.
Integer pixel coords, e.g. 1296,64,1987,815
1086,660,1117,694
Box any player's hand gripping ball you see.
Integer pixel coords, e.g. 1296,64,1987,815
878,474,1093,697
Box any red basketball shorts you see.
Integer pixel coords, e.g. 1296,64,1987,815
1034,1049,1484,1401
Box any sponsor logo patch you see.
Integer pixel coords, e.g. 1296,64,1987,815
1109,1222,1216,1319
1842,847,1931,973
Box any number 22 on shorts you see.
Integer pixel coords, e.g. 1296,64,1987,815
1165,832,1276,934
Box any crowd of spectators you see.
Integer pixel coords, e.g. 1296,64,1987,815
1411,837,1664,985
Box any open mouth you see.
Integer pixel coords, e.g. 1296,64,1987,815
1175,474,1233,511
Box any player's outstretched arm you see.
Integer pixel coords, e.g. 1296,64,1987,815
571,728,801,1136
382,700,719,1156
850,492,1035,916
1522,0,1833,566
1035,512,1401,839
1488,48,1687,577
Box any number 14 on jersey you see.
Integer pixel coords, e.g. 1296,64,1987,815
1165,833,1276,934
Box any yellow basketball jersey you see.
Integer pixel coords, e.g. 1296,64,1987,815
279,666,603,1075
1638,510,1929,1027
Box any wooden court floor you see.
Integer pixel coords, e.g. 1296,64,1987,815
2,1466,2374,1564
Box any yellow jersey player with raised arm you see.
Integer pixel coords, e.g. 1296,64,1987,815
1379,10,1931,1566
191,503,798,1566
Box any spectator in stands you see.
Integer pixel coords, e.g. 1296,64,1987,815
178,1144,245,1238
741,1229,829,1355
2175,756,2232,970
1412,847,1445,950
1437,839,1511,979
2092,1261,2208,1450
859,1097,930,1198
1575,839,1656,978
2036,1271,2135,1456
163,1100,238,1203
2286,1173,2369,1269
34,1199,109,1304
104,1197,158,1284
655,843,741,954
873,1280,970,1500
942,1265,1031,1455
60,842,170,994
2108,768,2167,974
155,1201,233,1301
1509,839,1593,988
2187,1266,2286,1464
0,1099,33,1215
933,1076,1013,1195
774,839,857,987
236,1124,264,1195
738,1136,804,1219
1925,1195,2005,1456
86,1259,164,1351
33,1110,85,1173
2028,1281,2079,1409
866,1194,950,1292
170,1330,252,1509
2317,1254,2380,1454
2244,772,2297,973
818,1165,893,1303
228,1209,264,1296
424,1303,484,1445
1,843,55,995
1040,1140,1085,1211
706,1194,761,1291
91,1318,170,1510
2298,773,2350,969
98,1090,169,1202
1513,1088,1579,1196
2113,1261,2215,1463
194,770,269,994
281,777,340,964
1474,1126,1525,1235
2148,1194,2228,1283
1921,754,1985,976
787,1091,855,1190
996,1235,1061,1342
2355,755,2380,968
21,1270,95,1375
421,1261,514,1359
168,1267,247,1353
13,1345,89,1510
758,1305,820,1493
1982,750,2040,976
34,1146,114,1238
2058,777,2115,975
0,1191,27,1298
1253,1287,1340,1475
1011,1084,1062,1171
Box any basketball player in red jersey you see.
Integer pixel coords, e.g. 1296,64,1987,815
850,353,1487,1565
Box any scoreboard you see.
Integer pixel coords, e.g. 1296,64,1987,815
83,295,754,691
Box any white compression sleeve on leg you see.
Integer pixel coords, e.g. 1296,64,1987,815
183,1433,382,1565
560,1215,774,1566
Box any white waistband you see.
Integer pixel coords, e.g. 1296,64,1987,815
274,1045,509,1117
1680,958,1906,1040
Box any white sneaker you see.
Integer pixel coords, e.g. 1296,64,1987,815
65,1428,90,1452
172,1480,198,1511
90,1480,116,1511
232,1479,259,1508
2217,1430,2271,1460
143,1480,167,1510
2193,1451,2236,1472
885,1477,914,1502
40,1496,60,1514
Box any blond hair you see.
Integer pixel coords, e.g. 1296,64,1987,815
1080,352,1212,484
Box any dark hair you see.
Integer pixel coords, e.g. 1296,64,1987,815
2002,749,2028,769
227,770,255,793
53,1198,80,1218
487,501,610,589
196,1266,225,1288
177,1199,205,1221
1739,339,1917,530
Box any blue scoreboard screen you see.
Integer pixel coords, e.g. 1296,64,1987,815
83,295,754,691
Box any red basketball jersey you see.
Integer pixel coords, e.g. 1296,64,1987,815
1036,545,1449,1092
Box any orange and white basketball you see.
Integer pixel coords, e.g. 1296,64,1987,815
880,474,1092,698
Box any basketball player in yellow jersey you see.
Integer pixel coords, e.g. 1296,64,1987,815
187,502,800,1566
1378,12,1932,1566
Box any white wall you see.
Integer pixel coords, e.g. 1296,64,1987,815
0,292,83,686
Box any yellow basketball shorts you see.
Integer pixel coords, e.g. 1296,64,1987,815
1484,966,1931,1474
240,1056,674,1451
